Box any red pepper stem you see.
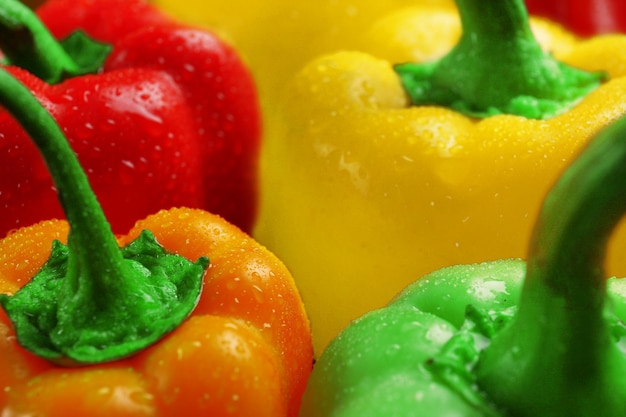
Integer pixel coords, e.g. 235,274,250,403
0,0,77,82
0,0,111,84
476,117,626,416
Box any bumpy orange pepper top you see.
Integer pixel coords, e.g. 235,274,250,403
0,208,313,416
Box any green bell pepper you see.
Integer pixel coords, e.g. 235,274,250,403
299,115,626,416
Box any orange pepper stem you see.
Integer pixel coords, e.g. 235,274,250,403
0,0,111,83
0,68,208,366
394,0,604,119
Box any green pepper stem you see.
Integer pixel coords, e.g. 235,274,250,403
476,117,626,416
0,68,207,365
394,0,603,119
0,0,110,83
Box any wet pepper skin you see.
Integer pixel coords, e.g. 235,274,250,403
0,208,313,416
254,2,626,353
0,0,261,236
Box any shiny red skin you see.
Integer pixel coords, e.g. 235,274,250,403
0,0,261,236
525,0,626,36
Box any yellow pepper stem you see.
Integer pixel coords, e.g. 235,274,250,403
395,0,604,119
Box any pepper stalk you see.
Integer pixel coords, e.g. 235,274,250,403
395,0,604,119
0,68,208,366
0,0,110,83
476,116,626,415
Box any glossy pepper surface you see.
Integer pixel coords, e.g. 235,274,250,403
0,68,312,416
524,0,626,36
0,0,261,236
299,110,626,417
254,0,626,353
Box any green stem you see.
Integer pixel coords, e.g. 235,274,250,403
476,116,626,416
0,0,110,83
0,69,122,271
0,68,207,365
394,0,604,119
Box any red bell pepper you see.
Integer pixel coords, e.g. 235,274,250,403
0,0,260,236
525,0,626,36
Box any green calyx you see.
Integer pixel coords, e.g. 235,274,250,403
0,0,111,84
0,68,208,365
394,0,604,119
423,305,514,417
475,115,626,415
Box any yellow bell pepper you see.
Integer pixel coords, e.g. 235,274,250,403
255,0,626,353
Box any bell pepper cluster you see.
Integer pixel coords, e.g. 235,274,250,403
6,0,626,415
1,0,260,236
254,0,626,352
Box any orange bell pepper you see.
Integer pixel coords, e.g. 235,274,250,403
1,210,312,416
0,67,312,415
